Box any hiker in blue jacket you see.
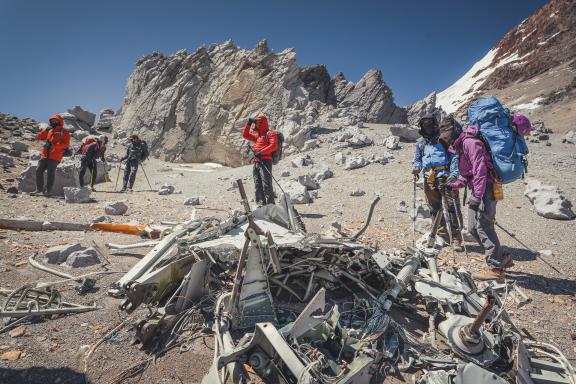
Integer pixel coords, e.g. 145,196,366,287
412,114,463,250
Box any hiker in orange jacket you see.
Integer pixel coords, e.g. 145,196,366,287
242,115,277,205
33,114,70,196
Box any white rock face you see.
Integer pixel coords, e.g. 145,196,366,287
524,178,575,220
114,40,406,165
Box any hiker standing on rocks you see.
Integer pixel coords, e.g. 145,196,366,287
412,114,464,251
120,134,149,192
441,125,514,283
243,115,277,206
33,114,70,196
77,136,100,191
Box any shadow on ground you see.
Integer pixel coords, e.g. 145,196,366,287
506,270,576,295
0,367,90,384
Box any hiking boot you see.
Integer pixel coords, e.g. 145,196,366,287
120,186,127,192
453,239,464,252
501,252,515,269
473,268,505,283
43,190,51,197
30,190,43,196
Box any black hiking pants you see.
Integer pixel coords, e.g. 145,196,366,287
123,159,139,189
36,158,60,194
253,160,274,205
79,158,97,188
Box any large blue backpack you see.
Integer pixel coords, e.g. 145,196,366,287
468,96,528,184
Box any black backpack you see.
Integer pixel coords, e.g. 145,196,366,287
267,131,284,165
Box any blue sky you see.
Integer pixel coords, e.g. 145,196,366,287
0,0,548,122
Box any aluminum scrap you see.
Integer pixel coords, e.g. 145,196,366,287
108,179,575,384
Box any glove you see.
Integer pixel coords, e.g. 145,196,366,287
254,151,262,159
248,118,255,125
412,168,420,182
468,195,481,211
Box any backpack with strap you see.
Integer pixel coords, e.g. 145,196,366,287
468,96,529,184
266,130,284,165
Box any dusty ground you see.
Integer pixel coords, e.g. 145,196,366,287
0,124,575,383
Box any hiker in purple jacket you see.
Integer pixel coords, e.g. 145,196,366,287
440,125,512,283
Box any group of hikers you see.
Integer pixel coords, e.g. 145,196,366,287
33,96,530,284
33,114,148,196
242,97,531,284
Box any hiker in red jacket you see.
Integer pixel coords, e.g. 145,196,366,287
33,114,70,196
242,115,277,205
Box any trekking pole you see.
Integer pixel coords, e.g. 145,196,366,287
449,188,469,257
412,180,417,247
495,221,562,275
139,162,154,191
439,185,455,264
114,161,123,191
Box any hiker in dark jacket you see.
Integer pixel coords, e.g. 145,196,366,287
442,125,513,283
77,136,100,191
120,135,149,192
412,114,463,250
242,115,277,205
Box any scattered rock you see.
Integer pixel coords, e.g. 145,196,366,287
280,170,290,177
336,127,373,147
73,130,89,141
184,197,204,206
11,141,28,152
538,250,554,257
413,204,432,234
389,124,420,142
524,178,575,220
0,153,15,167
384,136,400,150
105,201,128,215
301,139,318,151
44,243,84,264
63,186,91,203
343,156,369,170
64,247,101,268
314,167,334,181
562,131,575,144
291,155,314,168
398,201,408,213
0,350,22,361
350,188,366,197
8,325,26,338
334,152,345,165
297,174,320,190
6,186,18,194
92,215,112,223
9,150,22,158
370,153,392,164
279,181,311,204
158,184,175,195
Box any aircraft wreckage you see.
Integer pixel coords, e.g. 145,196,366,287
104,180,575,384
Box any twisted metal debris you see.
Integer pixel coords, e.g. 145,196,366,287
107,179,575,384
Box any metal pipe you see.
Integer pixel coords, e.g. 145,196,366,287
106,241,160,250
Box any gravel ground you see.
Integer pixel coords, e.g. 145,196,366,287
0,124,575,383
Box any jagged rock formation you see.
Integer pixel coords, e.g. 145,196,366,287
437,0,576,123
405,92,445,126
61,106,96,132
114,40,406,166
95,109,115,130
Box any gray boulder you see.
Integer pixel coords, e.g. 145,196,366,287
158,184,175,195
336,127,373,147
0,153,15,167
334,152,345,165
390,124,420,142
314,167,334,181
44,243,83,264
280,170,290,177
11,141,28,152
67,106,96,127
301,139,318,151
184,196,204,206
105,201,128,215
63,186,91,203
384,136,400,150
343,156,369,170
413,204,432,234
291,155,313,168
350,188,365,197
64,247,101,268
562,131,575,144
524,178,575,220
279,181,310,204
298,174,320,190
60,112,90,132
92,215,112,223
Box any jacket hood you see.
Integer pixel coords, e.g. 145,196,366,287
450,125,480,154
418,113,439,139
49,114,64,129
255,115,269,135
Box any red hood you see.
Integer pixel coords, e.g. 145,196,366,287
49,114,64,129
255,115,269,135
